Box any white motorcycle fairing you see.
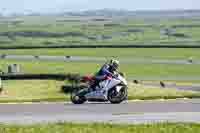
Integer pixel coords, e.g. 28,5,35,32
85,74,126,100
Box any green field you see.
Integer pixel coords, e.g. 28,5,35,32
0,48,200,59
0,16,200,46
1,80,200,102
0,122,200,133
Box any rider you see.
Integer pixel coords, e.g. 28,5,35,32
91,59,120,90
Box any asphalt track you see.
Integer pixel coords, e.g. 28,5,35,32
2,55,200,64
0,99,200,124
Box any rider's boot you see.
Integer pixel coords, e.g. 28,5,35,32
90,80,100,91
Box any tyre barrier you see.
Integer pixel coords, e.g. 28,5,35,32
34,55,39,59
133,80,139,84
0,73,82,81
1,44,200,49
160,81,165,88
0,54,6,59
0,78,3,93
65,56,71,59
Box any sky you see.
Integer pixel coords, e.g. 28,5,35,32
0,0,199,14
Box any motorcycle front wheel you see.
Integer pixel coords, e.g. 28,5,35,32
108,86,128,104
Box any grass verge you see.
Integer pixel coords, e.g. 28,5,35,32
0,80,200,103
0,122,200,133
128,83,200,100
1,59,200,77
0,80,68,103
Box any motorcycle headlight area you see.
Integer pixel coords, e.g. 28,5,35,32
116,86,123,92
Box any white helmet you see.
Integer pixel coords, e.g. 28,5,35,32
110,59,119,70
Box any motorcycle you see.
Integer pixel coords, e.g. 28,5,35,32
71,72,128,104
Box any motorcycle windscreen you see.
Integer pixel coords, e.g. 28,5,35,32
101,78,121,91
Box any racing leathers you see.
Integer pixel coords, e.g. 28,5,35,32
91,63,116,90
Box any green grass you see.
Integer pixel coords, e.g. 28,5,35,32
1,122,200,133
1,59,200,77
1,80,200,103
1,16,200,46
0,48,200,59
128,83,200,100
0,80,68,102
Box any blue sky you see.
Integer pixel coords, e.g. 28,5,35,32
0,0,199,13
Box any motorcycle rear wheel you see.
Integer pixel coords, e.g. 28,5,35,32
71,89,87,104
